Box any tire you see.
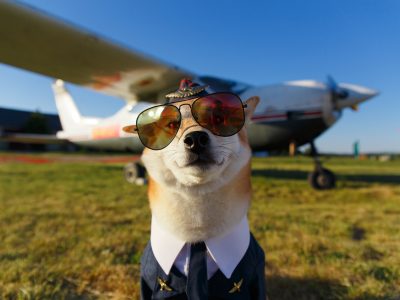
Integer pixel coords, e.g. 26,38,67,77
124,162,146,185
308,168,336,190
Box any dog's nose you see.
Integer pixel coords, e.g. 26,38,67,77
184,131,209,153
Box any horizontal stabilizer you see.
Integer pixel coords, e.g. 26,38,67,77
0,133,67,144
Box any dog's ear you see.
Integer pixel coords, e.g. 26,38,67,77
244,96,260,122
122,124,138,134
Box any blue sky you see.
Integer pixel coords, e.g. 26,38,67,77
0,0,399,153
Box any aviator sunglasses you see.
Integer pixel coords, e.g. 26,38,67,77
133,92,247,150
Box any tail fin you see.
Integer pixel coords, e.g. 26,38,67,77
52,79,82,132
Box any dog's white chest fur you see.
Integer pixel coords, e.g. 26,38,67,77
149,180,250,242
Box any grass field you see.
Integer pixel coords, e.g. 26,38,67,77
1,154,400,299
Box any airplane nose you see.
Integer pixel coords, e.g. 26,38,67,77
184,131,210,154
335,83,379,109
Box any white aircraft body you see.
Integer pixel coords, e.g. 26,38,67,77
0,1,378,189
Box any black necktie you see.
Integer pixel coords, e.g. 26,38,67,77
186,242,208,299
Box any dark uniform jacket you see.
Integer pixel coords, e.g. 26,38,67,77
140,234,266,300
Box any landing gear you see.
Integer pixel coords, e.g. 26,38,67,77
308,165,336,190
124,161,147,185
308,142,336,190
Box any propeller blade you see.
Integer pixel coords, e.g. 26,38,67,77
327,75,339,110
327,75,338,91
327,75,349,110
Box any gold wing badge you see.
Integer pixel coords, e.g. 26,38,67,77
229,278,243,293
157,277,173,292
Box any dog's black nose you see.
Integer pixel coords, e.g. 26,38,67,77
184,131,209,153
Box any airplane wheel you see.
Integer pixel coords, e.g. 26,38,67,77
124,162,146,185
308,168,336,190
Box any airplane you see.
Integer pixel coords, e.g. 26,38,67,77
0,1,378,189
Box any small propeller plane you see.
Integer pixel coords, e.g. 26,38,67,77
0,1,378,189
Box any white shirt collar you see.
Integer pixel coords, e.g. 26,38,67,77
150,216,250,279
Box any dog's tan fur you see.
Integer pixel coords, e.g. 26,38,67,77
141,96,259,242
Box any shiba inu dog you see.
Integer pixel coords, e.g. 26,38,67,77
124,79,266,300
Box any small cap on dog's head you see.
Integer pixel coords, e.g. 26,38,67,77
165,79,209,103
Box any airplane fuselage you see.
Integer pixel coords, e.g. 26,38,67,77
59,79,375,153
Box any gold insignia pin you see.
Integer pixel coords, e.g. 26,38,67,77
229,278,243,293
157,277,173,292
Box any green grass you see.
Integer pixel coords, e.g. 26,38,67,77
1,155,400,299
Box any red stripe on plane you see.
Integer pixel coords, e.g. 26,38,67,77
252,114,287,121
252,110,322,122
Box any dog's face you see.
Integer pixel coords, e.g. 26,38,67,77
141,96,259,190
137,95,259,240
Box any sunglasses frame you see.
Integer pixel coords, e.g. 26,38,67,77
134,92,248,150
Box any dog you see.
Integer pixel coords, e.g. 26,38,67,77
124,79,266,299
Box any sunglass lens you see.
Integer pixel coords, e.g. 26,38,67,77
192,93,245,136
136,105,180,150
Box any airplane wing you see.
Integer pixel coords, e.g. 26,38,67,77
0,1,193,103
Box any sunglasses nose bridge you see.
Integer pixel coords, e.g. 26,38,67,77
177,103,193,119
175,103,200,131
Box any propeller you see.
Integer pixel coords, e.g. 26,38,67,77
327,75,349,110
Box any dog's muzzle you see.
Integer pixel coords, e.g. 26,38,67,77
183,131,209,155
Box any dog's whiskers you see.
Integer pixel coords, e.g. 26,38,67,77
219,141,236,146
217,145,236,154
218,150,238,160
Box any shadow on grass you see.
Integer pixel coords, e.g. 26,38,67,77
352,293,400,300
253,169,307,180
266,275,399,300
252,169,400,185
266,275,348,300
